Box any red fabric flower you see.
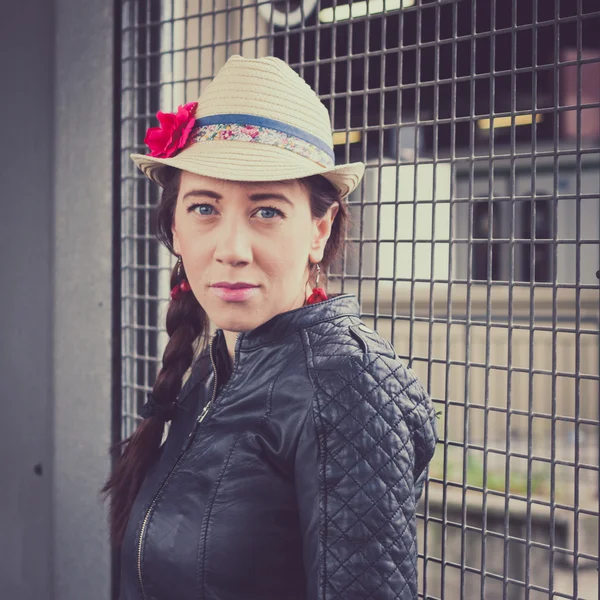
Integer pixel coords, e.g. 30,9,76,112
145,102,198,158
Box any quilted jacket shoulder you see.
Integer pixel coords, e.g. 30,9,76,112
295,318,438,599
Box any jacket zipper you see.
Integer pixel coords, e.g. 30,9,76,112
137,334,219,599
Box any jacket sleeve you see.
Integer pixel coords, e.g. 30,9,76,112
295,353,437,600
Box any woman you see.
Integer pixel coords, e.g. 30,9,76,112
105,55,438,600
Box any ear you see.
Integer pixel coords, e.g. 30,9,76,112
309,202,339,264
172,224,181,256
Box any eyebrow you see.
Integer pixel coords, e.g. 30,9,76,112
182,189,294,206
182,190,221,202
249,192,294,206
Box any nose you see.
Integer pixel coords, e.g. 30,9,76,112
213,216,253,267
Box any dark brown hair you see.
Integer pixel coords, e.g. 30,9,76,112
102,167,348,546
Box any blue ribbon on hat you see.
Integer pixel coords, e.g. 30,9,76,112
193,114,336,165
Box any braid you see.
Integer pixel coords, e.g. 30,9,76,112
102,257,208,547
154,263,208,408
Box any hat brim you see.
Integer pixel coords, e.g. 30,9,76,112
130,140,365,198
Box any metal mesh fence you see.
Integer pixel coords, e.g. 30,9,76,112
120,1,600,598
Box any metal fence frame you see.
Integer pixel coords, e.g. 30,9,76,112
119,1,600,598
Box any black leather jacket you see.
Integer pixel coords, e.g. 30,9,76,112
119,295,438,600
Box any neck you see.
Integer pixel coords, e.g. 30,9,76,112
220,288,312,363
222,330,239,364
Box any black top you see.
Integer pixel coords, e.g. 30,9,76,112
119,294,438,600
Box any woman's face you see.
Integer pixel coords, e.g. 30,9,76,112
172,171,338,333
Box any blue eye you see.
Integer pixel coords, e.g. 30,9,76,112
257,206,283,219
190,204,215,215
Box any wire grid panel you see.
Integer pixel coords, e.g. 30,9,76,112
119,1,600,598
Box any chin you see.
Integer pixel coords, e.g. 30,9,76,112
212,316,262,333
208,304,268,333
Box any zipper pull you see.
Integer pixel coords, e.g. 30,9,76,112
197,400,212,424
186,399,211,447
185,400,213,450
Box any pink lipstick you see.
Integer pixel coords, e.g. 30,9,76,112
210,282,259,302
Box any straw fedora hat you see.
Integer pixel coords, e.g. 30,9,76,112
130,55,365,198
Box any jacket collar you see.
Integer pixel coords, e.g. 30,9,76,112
233,293,359,351
178,294,359,409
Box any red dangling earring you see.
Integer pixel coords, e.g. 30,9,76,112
170,255,193,300
306,263,328,305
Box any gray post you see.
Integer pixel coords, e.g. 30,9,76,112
53,1,115,599
0,2,55,599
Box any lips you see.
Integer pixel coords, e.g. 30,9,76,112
210,282,259,302
212,282,258,289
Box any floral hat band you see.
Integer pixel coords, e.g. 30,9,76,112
144,103,335,169
192,114,336,169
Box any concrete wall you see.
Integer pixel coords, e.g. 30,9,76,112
53,0,115,598
0,2,55,598
0,1,115,598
